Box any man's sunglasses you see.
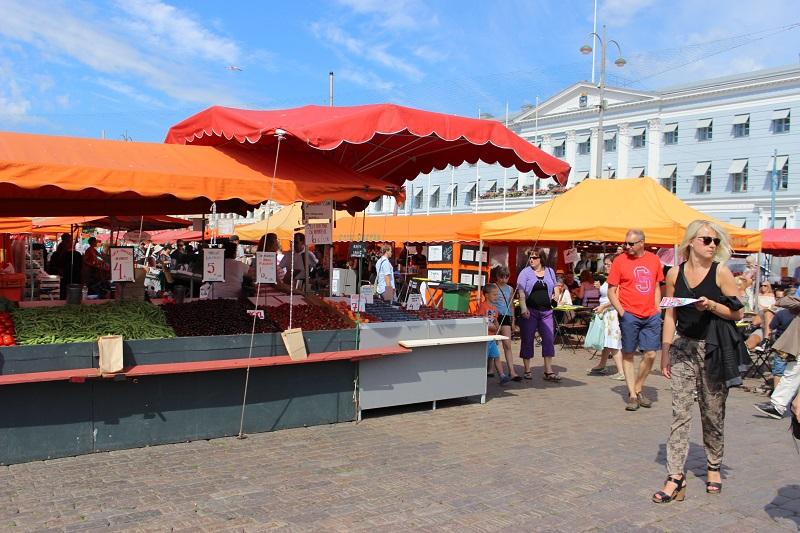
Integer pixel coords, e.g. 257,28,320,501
696,236,721,246
624,240,643,247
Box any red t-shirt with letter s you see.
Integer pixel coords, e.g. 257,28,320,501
607,251,664,318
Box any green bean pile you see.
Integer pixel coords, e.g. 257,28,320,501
12,302,176,345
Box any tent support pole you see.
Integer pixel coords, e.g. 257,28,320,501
477,239,484,300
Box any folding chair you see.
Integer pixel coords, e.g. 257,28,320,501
555,310,590,352
745,337,773,386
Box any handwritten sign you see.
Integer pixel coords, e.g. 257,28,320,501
256,252,277,284
659,297,700,308
303,201,333,223
461,248,475,262
360,285,375,304
246,309,265,319
203,248,225,282
349,242,367,258
350,294,366,312
306,222,332,245
110,247,135,282
407,293,424,311
428,245,443,262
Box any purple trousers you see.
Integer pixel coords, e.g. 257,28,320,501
519,309,555,359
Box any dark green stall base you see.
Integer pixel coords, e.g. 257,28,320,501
0,329,359,465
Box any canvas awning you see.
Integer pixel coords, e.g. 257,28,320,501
663,123,678,133
772,109,791,120
552,138,565,148
761,228,800,255
603,131,617,140
506,179,518,191
165,103,572,185
693,162,711,176
631,167,645,177
631,127,646,136
767,155,789,171
0,131,400,216
459,177,760,250
575,171,589,181
575,134,591,144
484,181,496,192
732,114,750,125
661,164,677,179
334,212,507,243
465,182,476,193
429,185,440,196
728,159,748,174
696,118,712,128
447,183,458,194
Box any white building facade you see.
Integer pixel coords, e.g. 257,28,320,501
376,65,800,229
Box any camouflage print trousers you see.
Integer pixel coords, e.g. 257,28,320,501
666,334,729,475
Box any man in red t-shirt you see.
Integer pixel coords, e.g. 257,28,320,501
608,228,665,412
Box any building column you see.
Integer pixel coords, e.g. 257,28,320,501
565,131,577,186
590,127,601,178
541,134,553,155
647,118,662,179
617,123,630,179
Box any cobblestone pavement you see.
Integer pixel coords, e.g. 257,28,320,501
1,343,799,532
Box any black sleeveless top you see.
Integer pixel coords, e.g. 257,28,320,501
674,262,722,339
528,275,552,311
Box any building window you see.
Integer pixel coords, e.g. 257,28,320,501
661,167,676,194
772,109,791,133
732,114,749,137
577,135,591,155
663,124,678,145
447,185,458,208
373,196,384,212
769,155,789,190
465,185,476,205
696,118,713,141
413,190,423,210
631,127,646,148
430,187,440,208
553,140,565,158
692,162,711,193
729,159,748,192
604,137,616,152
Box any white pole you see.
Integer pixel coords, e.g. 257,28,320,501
329,72,334,107
475,108,481,213
592,0,597,83
477,240,484,296
450,166,455,215
426,172,431,215
503,101,509,212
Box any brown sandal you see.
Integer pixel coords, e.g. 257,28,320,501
543,372,562,382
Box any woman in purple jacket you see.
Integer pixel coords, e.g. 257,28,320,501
516,248,562,382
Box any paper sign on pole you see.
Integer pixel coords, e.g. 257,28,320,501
360,285,375,304
217,219,235,235
564,247,580,265
110,247,135,282
256,252,277,284
306,222,332,245
407,293,424,311
203,248,225,282
246,309,265,319
350,294,366,312
303,201,333,223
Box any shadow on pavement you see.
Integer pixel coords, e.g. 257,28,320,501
765,485,800,528
654,442,732,480
611,383,660,404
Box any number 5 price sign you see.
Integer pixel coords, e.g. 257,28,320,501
110,247,135,282
203,248,226,282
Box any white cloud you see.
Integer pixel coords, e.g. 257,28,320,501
96,78,168,108
413,45,448,63
335,0,437,30
337,68,396,92
0,0,249,106
311,22,423,81
600,0,658,27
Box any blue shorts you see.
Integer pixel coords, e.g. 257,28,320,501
487,341,500,359
772,355,788,377
619,312,662,353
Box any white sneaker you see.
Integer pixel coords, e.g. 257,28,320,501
609,372,626,381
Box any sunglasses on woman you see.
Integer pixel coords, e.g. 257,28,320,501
696,236,721,246
528,256,540,260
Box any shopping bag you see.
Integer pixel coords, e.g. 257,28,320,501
98,335,123,374
583,313,605,351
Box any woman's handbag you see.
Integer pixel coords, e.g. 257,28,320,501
583,313,606,351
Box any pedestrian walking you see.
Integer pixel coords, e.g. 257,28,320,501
587,254,626,380
653,220,743,503
607,229,664,411
516,248,561,382
493,265,521,381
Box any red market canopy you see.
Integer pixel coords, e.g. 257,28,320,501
761,228,800,255
0,131,401,216
165,104,571,186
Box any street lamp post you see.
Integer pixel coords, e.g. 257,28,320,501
581,25,625,179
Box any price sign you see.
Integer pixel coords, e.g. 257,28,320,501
428,245,443,262
217,219,235,235
303,201,333,223
360,285,375,304
349,242,367,258
110,247,135,282
306,222,332,245
407,293,423,311
246,309,265,319
564,247,580,265
203,248,225,282
350,294,366,312
256,252,277,284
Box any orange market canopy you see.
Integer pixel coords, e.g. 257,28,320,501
235,203,346,243
33,215,192,232
165,103,571,186
463,178,761,251
334,211,509,243
0,131,401,216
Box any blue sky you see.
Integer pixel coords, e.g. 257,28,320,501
1,0,799,142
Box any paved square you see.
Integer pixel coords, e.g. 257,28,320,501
1,343,798,531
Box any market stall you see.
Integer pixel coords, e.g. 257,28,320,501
761,229,800,256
